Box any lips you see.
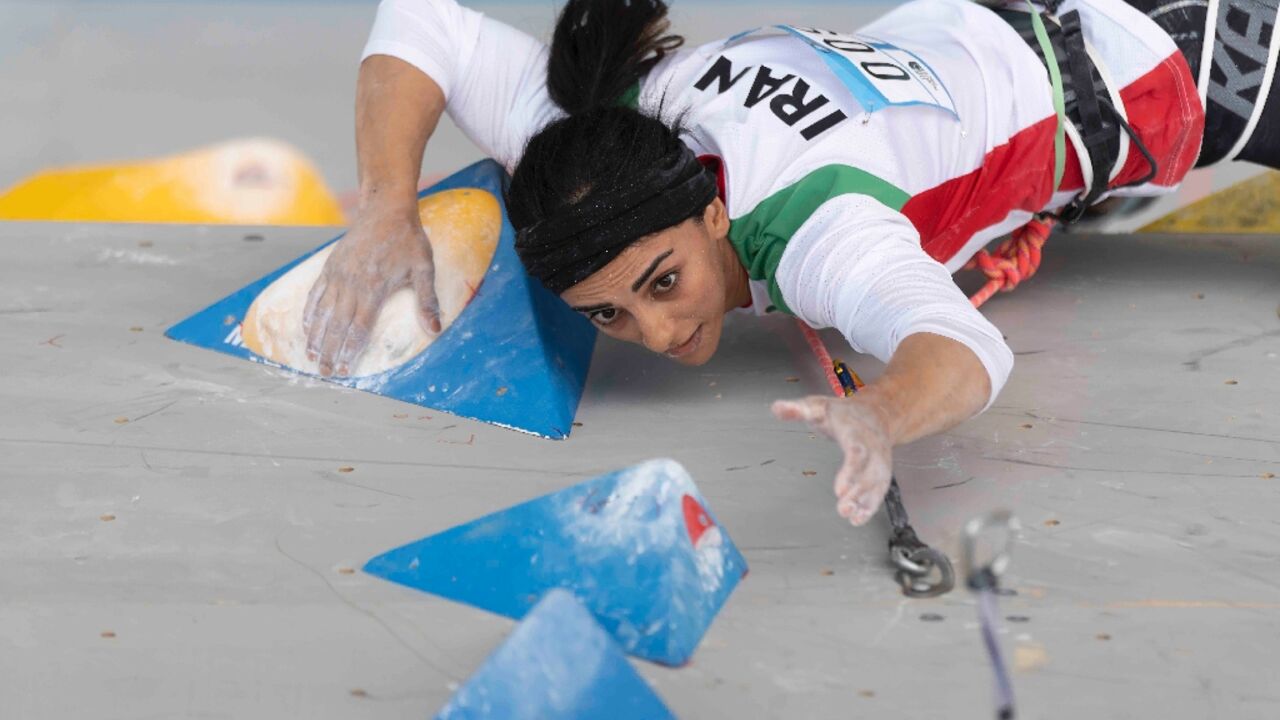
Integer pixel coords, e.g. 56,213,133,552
666,325,702,359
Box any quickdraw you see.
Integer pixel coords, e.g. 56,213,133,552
798,320,956,598
798,320,1025,716
963,510,1021,720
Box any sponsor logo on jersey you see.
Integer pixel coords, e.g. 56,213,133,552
906,60,940,92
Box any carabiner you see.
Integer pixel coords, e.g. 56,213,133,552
961,510,1020,587
891,544,956,598
963,510,1020,720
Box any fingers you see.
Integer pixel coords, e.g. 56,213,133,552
303,275,327,339
771,396,830,426
777,393,893,528
833,452,891,527
316,292,357,377
301,218,429,376
832,444,862,498
412,262,442,335
332,299,376,377
305,279,335,364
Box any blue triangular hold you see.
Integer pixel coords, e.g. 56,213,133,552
364,459,748,667
164,159,596,439
437,589,675,720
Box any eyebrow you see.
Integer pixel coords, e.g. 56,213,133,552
630,250,674,292
569,249,676,313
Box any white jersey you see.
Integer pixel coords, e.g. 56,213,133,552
362,0,1202,407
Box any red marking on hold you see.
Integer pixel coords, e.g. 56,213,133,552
463,277,486,305
682,494,715,546
40,334,64,348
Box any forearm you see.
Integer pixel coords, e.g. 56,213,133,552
855,332,992,446
354,54,447,219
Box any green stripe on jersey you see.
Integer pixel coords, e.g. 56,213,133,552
726,164,909,315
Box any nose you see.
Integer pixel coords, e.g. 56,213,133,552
632,307,680,355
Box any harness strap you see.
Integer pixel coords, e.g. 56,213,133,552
1056,9,1115,222
1025,2,1069,192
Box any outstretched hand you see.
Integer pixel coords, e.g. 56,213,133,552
772,395,894,527
303,211,441,376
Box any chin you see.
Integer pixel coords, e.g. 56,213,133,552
670,324,721,366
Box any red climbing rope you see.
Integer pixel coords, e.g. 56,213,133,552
796,320,844,397
963,216,1056,308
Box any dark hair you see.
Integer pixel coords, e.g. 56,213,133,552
508,1,705,285
545,0,683,116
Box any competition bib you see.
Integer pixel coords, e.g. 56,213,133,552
726,25,959,120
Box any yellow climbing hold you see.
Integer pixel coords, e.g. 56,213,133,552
0,138,345,226
1140,170,1280,234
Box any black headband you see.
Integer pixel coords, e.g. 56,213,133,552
515,143,717,295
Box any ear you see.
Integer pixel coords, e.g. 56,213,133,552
703,197,730,239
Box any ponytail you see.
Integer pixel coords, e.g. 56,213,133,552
546,0,684,115
509,1,714,295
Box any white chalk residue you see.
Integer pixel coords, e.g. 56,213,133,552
692,525,727,594
559,458,727,594
96,248,179,266
561,458,686,552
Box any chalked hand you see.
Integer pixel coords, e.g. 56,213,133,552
771,395,893,527
304,210,441,377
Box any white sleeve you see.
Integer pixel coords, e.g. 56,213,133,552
774,194,1014,410
361,0,561,170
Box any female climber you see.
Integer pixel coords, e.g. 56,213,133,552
302,0,1280,526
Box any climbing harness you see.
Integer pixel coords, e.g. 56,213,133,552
963,510,1021,720
797,320,956,598
964,0,1160,308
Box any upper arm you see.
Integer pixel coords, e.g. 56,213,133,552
362,0,560,170
773,194,1014,408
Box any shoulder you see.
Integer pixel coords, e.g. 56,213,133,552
727,185,920,315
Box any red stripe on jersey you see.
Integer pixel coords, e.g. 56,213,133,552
1111,52,1203,188
1060,145,1084,192
1037,52,1202,194
909,51,1202,265
904,115,1058,264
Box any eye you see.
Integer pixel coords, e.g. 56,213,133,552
590,307,621,326
653,271,678,294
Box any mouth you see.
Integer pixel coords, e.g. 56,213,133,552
665,325,703,359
